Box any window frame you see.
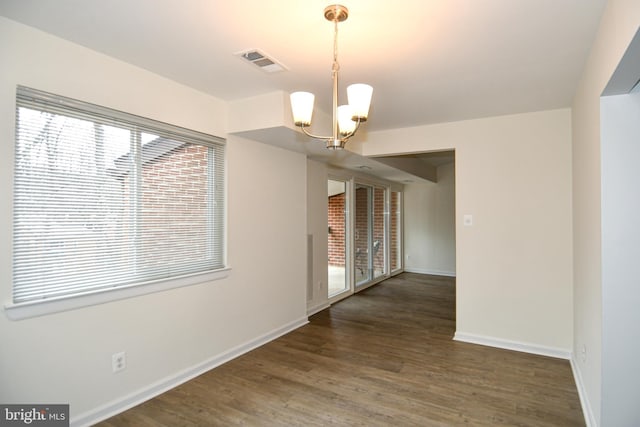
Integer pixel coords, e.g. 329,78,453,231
6,86,229,320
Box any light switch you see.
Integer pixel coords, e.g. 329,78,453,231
463,214,473,226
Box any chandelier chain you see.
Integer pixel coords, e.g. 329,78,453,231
332,19,340,74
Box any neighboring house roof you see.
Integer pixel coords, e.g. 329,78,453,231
109,137,186,178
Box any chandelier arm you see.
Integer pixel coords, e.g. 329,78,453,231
339,118,362,142
298,125,333,142
297,117,361,143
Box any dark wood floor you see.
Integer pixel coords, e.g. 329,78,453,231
98,273,584,426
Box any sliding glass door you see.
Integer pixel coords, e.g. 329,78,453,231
354,184,371,285
328,179,349,297
390,190,402,273
327,178,401,300
354,183,387,287
372,186,386,280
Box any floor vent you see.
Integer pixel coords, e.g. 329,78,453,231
235,49,287,73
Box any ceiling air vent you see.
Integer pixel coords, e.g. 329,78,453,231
235,49,287,73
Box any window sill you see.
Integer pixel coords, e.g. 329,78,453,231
4,267,231,321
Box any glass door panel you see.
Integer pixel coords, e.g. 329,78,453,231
390,190,402,273
328,179,348,297
372,186,386,280
355,184,372,286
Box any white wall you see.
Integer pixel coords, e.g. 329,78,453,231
404,163,456,276
600,91,640,426
0,17,308,425
571,1,640,425
360,109,573,355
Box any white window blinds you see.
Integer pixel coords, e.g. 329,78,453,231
13,86,226,304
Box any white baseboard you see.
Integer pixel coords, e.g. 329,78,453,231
307,301,330,316
72,316,309,427
570,355,597,427
453,332,571,360
404,267,456,277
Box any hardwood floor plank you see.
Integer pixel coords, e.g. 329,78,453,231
97,273,584,426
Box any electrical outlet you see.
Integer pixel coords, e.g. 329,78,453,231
581,345,587,363
112,351,126,373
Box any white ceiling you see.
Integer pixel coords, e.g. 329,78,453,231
0,0,606,181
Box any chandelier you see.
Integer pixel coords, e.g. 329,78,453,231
290,4,373,150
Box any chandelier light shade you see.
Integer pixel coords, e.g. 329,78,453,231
290,91,315,127
338,105,356,135
347,83,373,121
290,4,373,150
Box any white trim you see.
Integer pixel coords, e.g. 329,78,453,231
71,316,309,427
453,332,571,360
404,267,456,277
570,355,597,427
5,267,232,321
307,301,330,316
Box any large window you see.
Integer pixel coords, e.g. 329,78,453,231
11,87,225,312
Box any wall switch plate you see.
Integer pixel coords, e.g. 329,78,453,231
463,214,473,226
